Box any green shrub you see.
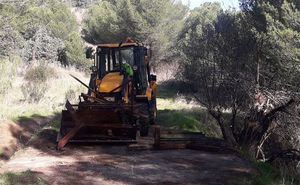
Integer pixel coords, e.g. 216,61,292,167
252,162,300,185
64,32,89,70
21,63,56,103
0,170,46,185
23,27,64,62
0,24,25,57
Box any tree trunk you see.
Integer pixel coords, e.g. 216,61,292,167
208,109,238,148
239,99,295,158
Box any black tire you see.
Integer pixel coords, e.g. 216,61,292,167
138,103,150,137
140,119,149,137
150,107,157,125
140,125,149,137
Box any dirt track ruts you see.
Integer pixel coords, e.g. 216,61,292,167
0,128,255,185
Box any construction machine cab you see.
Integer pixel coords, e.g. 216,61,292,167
87,40,152,102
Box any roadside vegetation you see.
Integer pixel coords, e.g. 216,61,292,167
0,63,88,120
156,81,222,137
0,170,46,185
0,0,89,121
176,1,300,183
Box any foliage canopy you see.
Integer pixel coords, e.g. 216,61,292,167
0,0,87,68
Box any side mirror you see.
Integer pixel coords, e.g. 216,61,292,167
133,65,138,71
90,66,97,72
86,47,94,59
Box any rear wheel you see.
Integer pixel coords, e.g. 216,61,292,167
138,103,151,137
150,106,157,125
149,97,157,125
140,125,149,137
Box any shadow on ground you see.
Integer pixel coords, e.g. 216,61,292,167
33,148,255,185
0,81,257,184
0,113,61,161
0,110,258,185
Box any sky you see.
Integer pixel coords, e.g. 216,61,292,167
181,0,240,10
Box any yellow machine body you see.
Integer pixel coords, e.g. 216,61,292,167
150,81,158,96
98,72,124,93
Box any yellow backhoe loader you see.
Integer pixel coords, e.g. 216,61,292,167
57,38,157,150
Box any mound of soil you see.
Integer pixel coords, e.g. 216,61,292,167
0,116,53,161
0,120,22,161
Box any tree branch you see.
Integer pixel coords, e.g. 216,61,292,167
265,99,295,121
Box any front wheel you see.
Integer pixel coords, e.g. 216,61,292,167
149,97,157,125
139,119,149,137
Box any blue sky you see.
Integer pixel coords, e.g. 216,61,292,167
181,0,240,10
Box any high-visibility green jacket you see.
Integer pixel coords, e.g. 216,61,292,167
121,63,133,77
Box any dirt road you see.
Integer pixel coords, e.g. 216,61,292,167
0,127,255,185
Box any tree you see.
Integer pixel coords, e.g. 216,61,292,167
65,32,89,69
69,0,98,8
0,24,25,57
24,26,64,62
178,0,300,160
0,3,25,57
0,0,88,68
20,0,78,40
83,0,143,43
238,0,300,161
148,0,188,70
240,0,300,90
178,2,257,147
83,0,188,67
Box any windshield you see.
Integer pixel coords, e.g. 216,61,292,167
99,47,135,75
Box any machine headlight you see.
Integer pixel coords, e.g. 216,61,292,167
133,65,138,71
104,97,115,102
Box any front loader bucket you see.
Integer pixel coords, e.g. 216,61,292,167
57,101,137,150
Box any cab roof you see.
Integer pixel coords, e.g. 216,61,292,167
97,42,139,48
96,38,144,48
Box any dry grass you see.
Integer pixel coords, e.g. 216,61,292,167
0,63,88,121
